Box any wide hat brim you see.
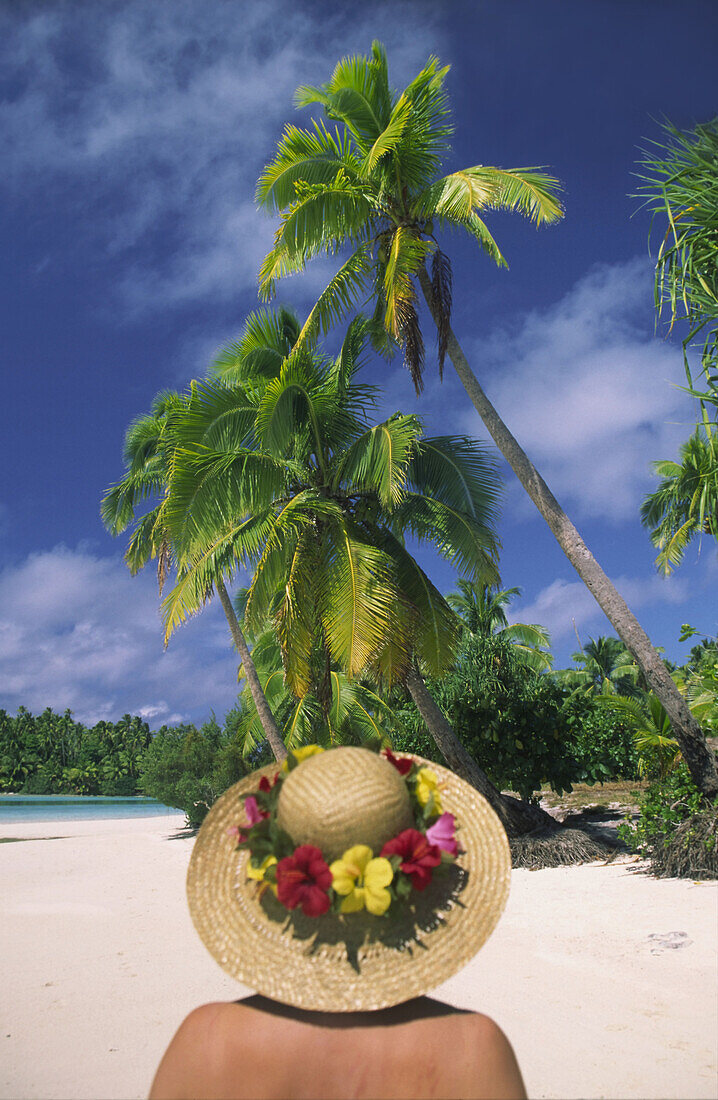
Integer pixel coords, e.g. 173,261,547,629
186,752,511,1012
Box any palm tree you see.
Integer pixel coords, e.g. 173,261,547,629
599,693,680,780
556,635,639,697
233,622,397,756
641,427,718,573
162,313,550,834
256,41,718,800
447,579,552,672
101,389,287,762
635,118,718,383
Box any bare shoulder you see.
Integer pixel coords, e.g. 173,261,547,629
452,1013,527,1100
148,1003,251,1099
149,1002,526,1100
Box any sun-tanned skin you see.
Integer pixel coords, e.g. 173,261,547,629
149,995,527,1100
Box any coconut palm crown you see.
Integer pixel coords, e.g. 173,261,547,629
256,40,563,388
161,311,501,696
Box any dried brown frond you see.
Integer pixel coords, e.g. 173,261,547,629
510,826,617,869
431,248,452,379
648,808,718,879
397,288,425,394
157,537,171,596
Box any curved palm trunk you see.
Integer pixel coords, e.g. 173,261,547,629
418,266,718,800
404,667,555,838
216,578,287,762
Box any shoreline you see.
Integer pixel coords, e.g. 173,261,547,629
2,815,717,1100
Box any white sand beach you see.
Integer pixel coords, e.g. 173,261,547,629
1,814,716,1100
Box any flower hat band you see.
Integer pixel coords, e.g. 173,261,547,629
187,746,511,1012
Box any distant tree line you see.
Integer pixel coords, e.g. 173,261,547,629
0,707,152,796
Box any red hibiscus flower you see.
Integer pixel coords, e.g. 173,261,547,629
258,773,280,793
381,829,442,891
383,749,413,776
276,845,333,917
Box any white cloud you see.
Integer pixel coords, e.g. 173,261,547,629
457,258,698,520
0,1,444,313
511,569,689,646
0,545,247,727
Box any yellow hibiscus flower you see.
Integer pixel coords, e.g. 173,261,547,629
280,744,325,773
329,844,394,915
246,854,277,895
415,768,443,814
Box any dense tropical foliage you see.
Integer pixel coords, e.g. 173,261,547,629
0,707,151,795
139,714,252,827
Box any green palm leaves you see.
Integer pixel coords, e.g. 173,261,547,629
636,118,718,382
257,40,563,387
163,313,500,696
641,427,718,573
447,580,552,673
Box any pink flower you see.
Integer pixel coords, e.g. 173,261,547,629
426,813,458,857
383,749,413,776
244,796,267,827
230,795,270,844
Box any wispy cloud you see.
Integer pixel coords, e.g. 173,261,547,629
510,569,690,648
0,1,443,315
0,545,246,727
456,258,696,520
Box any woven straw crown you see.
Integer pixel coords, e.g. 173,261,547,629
277,747,414,861
187,746,511,1012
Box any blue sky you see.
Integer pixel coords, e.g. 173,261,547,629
1,0,717,727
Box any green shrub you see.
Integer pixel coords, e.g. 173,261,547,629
562,695,640,783
618,762,718,878
390,634,640,801
139,719,249,827
391,635,580,802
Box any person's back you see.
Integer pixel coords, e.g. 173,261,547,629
149,995,527,1100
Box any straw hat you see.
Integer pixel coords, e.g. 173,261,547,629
187,746,510,1012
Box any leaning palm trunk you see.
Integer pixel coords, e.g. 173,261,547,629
418,266,718,800
216,578,287,762
404,668,555,838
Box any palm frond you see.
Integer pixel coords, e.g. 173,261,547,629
273,174,374,260
243,494,342,631
390,491,499,583
294,244,373,349
101,465,165,535
274,531,319,699
161,513,276,642
331,414,422,508
377,531,460,678
124,504,167,575
382,227,430,392
316,517,398,679
296,43,392,151
210,307,300,383
361,93,411,175
256,121,357,212
254,352,328,465
405,435,501,523
166,445,287,551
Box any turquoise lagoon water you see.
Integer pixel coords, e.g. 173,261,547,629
0,794,181,823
